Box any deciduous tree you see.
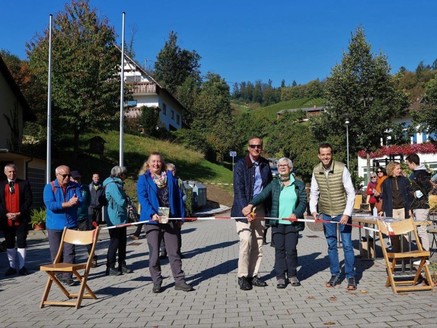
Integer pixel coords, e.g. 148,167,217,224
26,0,121,154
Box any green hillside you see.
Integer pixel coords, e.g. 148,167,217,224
59,131,233,200
250,98,325,120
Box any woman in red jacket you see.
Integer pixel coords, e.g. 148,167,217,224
366,172,378,214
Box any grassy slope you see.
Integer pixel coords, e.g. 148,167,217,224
76,131,233,200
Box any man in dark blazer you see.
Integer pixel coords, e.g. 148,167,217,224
0,163,33,276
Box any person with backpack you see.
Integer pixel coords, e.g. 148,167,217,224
103,166,133,276
43,165,83,286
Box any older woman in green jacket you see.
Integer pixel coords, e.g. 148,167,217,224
243,158,307,288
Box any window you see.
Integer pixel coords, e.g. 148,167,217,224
162,104,167,115
176,114,180,125
171,110,175,119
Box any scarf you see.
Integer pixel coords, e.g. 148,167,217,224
152,171,167,188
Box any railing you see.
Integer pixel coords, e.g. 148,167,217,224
127,82,157,94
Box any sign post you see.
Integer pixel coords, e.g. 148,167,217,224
229,151,237,172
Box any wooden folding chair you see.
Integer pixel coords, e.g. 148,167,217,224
40,227,100,309
377,218,433,293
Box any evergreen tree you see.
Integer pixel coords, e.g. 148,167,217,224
154,31,201,95
316,27,408,180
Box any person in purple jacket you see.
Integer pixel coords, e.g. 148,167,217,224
43,165,82,286
137,152,192,293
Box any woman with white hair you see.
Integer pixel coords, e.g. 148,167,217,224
103,166,133,276
242,157,307,288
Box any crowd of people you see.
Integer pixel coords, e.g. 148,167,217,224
1,140,436,293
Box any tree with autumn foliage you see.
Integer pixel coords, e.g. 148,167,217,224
314,27,408,182
26,0,121,154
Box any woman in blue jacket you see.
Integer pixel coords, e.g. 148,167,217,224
137,152,193,293
103,166,133,276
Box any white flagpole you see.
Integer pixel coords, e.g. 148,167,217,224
119,12,125,167
46,14,53,183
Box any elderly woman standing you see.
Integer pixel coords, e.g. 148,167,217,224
104,166,133,276
137,152,193,293
242,158,307,288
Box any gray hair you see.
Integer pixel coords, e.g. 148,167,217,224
4,163,16,172
277,157,293,169
110,165,127,178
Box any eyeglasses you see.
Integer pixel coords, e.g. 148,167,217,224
249,144,262,149
58,173,71,179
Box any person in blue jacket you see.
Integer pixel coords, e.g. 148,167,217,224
103,166,133,276
137,152,193,293
43,165,83,286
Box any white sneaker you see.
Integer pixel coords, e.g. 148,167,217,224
413,260,430,266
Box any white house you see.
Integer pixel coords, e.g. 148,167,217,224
357,115,437,181
119,48,187,131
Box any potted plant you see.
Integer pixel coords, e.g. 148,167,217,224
30,208,46,230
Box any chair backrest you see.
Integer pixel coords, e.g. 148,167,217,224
354,195,362,210
377,218,423,251
54,227,100,264
63,228,98,245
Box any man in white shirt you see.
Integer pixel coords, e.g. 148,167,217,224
309,143,356,290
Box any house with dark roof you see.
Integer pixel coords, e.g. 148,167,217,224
118,47,188,132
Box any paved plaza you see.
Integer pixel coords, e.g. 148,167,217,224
0,213,436,327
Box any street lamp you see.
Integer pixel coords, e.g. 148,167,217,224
345,119,350,169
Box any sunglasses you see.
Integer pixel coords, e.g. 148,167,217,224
58,173,71,179
249,144,262,149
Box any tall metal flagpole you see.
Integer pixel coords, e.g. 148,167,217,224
46,14,53,183
119,12,125,167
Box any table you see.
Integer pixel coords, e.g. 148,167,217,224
352,215,378,260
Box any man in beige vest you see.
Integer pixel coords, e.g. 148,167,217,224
309,143,356,290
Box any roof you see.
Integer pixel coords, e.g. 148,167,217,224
0,55,36,122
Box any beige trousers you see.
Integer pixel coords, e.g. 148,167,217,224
236,205,265,278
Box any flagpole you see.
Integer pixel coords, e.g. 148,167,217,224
46,14,53,183
119,12,125,167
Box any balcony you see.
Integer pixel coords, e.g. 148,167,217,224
127,82,157,95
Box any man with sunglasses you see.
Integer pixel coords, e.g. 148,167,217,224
43,165,83,286
0,164,33,276
231,136,272,290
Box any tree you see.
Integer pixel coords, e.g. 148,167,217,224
154,31,201,96
191,72,236,161
412,76,437,138
318,27,408,182
26,0,121,154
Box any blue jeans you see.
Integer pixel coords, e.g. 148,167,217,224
322,214,355,278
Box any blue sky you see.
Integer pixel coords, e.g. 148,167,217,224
2,0,437,87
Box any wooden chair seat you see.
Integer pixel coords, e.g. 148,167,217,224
40,227,100,309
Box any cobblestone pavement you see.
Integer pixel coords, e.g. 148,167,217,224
0,213,436,328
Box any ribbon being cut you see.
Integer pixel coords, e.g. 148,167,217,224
102,214,384,232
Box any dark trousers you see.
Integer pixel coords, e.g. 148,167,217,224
47,229,75,279
78,218,97,260
4,220,28,248
272,224,299,280
106,227,127,268
145,223,185,285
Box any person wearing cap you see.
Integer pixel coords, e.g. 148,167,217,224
43,165,83,286
0,163,33,276
70,170,97,267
